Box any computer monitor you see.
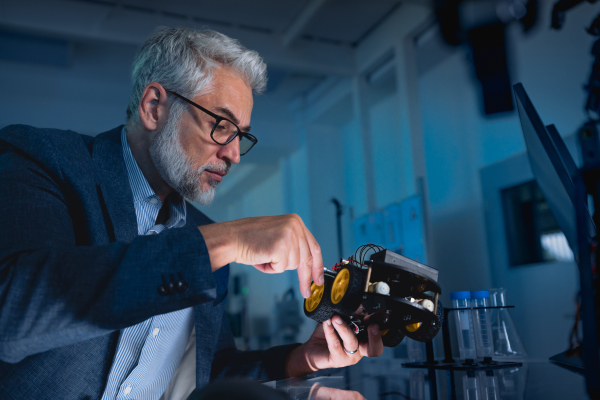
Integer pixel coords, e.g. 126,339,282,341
515,84,600,396
513,83,597,252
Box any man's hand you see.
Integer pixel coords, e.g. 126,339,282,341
198,214,324,298
284,315,384,377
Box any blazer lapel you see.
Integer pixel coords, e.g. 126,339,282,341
91,126,138,243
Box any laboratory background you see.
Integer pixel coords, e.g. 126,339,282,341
1,0,598,398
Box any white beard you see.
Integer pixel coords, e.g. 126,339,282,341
149,103,230,205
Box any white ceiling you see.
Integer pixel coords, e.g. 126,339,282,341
0,0,439,118
0,0,435,195
0,0,427,75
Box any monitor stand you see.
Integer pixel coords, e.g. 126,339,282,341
550,348,590,376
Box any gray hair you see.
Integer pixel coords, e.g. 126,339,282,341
126,27,267,125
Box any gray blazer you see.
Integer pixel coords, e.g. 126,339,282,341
0,125,296,400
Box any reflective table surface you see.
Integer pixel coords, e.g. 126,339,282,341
273,358,589,400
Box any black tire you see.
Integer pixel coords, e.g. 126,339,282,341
304,275,335,323
329,266,366,317
356,324,405,348
403,299,444,342
381,327,406,348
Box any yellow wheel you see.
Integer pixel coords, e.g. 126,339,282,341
305,282,325,312
331,268,350,304
304,275,335,323
405,322,422,332
381,327,405,348
328,267,365,317
402,299,444,342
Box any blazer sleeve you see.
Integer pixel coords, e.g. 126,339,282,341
0,145,217,363
210,307,301,382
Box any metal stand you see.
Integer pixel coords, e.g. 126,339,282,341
331,199,344,261
402,308,523,400
575,176,600,398
402,307,522,371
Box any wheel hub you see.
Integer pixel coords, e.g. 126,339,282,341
305,282,324,312
331,269,350,304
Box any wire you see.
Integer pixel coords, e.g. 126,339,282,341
331,260,349,270
350,320,359,334
354,244,385,264
331,259,367,270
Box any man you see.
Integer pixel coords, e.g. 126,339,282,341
0,28,382,399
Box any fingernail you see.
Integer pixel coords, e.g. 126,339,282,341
305,289,311,299
326,320,331,326
371,325,380,335
335,318,343,325
318,274,324,286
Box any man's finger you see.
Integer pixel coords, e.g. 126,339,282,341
366,324,384,357
298,218,324,286
297,254,312,299
331,316,360,357
296,230,311,273
286,239,300,273
253,263,275,273
322,319,345,359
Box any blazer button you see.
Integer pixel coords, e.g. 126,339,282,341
158,285,171,296
178,280,189,292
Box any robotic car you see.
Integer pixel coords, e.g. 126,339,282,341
304,245,443,347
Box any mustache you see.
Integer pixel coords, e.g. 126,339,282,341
196,158,231,177
198,160,229,189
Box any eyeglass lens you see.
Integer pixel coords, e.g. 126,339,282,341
239,136,254,155
212,119,254,155
211,119,238,144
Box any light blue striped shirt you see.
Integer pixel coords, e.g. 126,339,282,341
100,128,195,400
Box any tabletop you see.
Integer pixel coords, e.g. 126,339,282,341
273,358,589,400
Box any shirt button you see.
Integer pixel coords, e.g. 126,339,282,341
153,327,160,337
150,198,158,205
124,386,132,395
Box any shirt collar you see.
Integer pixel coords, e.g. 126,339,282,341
121,127,155,203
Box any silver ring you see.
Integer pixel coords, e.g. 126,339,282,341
344,344,359,355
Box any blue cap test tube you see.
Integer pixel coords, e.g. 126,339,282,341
471,290,494,358
450,291,477,360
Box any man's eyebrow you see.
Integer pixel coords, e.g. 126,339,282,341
214,107,251,132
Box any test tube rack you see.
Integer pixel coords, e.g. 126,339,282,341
402,306,523,371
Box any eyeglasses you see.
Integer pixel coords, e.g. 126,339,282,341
166,90,257,156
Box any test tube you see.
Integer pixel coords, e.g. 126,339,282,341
450,291,476,360
463,371,481,400
471,290,493,358
477,370,500,400
410,370,427,400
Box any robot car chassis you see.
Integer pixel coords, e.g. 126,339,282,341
304,245,443,347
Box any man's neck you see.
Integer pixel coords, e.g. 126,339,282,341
125,125,173,204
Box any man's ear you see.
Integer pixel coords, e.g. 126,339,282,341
138,82,169,131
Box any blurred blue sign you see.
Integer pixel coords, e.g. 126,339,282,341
352,196,425,263
401,195,426,263
383,203,403,252
353,211,385,250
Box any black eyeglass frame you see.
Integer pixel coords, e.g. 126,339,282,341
166,90,257,156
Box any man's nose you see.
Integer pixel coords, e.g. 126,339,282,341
217,137,241,164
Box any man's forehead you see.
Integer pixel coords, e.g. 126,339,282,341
210,67,252,93
192,68,253,130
